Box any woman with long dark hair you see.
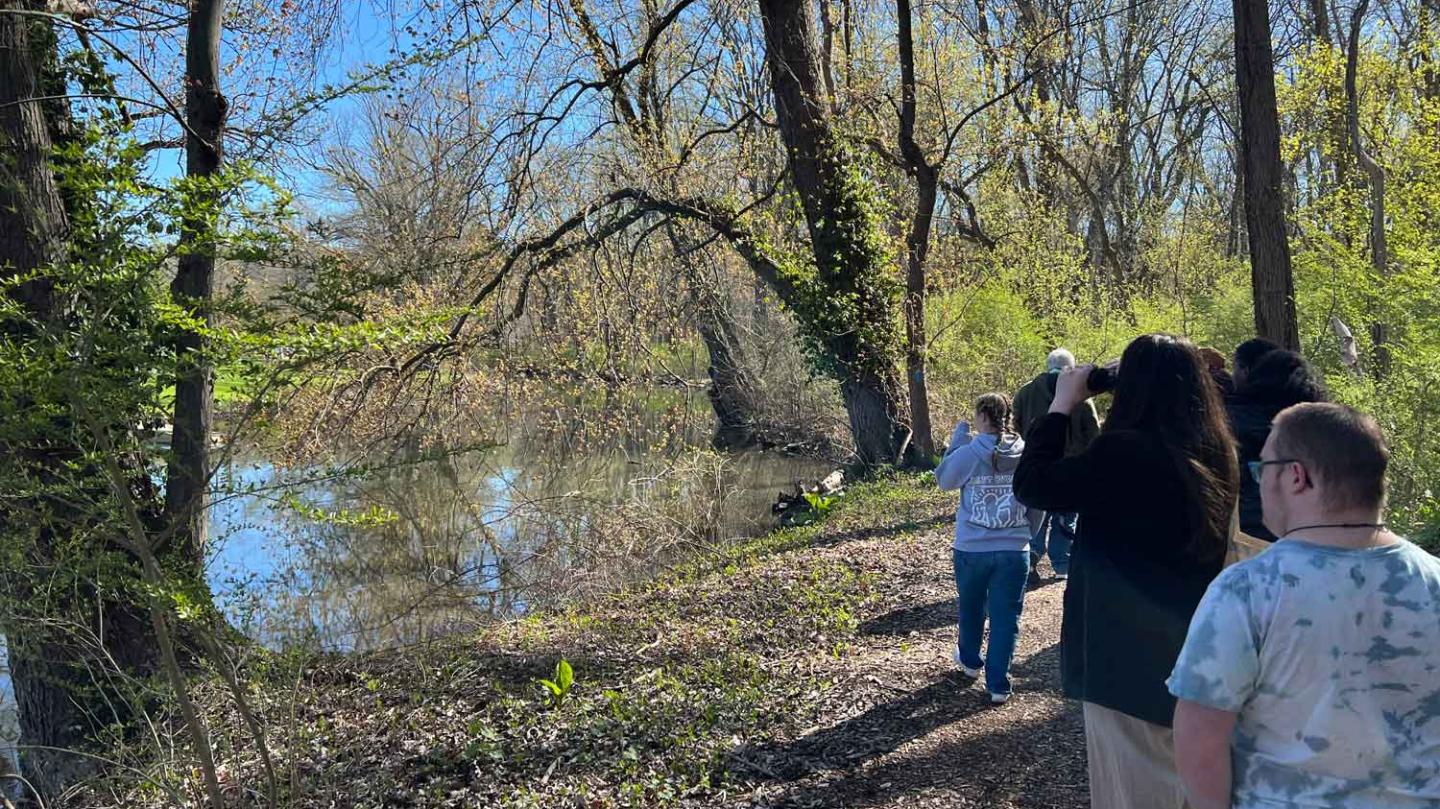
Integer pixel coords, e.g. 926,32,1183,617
1014,334,1239,809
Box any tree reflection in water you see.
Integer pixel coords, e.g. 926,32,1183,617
207,384,837,651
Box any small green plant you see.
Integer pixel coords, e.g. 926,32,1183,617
791,491,840,526
537,659,576,706
802,491,837,512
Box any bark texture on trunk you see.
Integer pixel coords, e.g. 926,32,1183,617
839,370,911,467
1309,0,1332,42
165,0,228,573
0,2,63,319
0,6,84,795
901,185,936,464
897,0,936,463
0,5,160,797
1233,0,1301,349
10,571,159,798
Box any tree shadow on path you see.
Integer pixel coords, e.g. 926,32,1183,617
729,640,1084,807
858,599,955,636
759,703,1086,808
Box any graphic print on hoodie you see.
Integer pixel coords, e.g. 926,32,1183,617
935,428,1036,552
967,471,1029,529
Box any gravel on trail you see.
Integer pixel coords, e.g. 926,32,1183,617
727,516,1088,808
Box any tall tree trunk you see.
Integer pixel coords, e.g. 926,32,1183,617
1421,0,1440,105
1309,0,1332,42
1233,0,1301,349
975,0,996,97
0,6,82,796
0,4,63,314
897,0,936,463
0,5,161,797
567,0,770,449
166,0,227,573
1013,0,1058,202
758,0,910,467
901,182,937,464
679,254,766,451
662,223,765,450
1346,0,1390,374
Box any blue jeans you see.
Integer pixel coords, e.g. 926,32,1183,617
1029,511,1075,575
953,548,1029,695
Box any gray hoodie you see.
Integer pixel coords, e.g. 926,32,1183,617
936,427,1037,552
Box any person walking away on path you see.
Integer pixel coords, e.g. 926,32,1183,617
936,393,1035,705
1013,334,1239,809
1013,348,1100,583
1170,403,1440,808
1224,349,1328,541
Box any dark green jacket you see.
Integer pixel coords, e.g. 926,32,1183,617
1013,371,1100,456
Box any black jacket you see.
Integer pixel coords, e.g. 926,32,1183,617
1224,352,1328,541
1227,398,1281,540
1014,413,1223,727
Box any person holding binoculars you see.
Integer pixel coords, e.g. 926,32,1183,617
1014,334,1239,809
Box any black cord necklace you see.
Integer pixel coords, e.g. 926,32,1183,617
1282,522,1387,540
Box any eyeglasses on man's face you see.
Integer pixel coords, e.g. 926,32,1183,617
1248,458,1299,484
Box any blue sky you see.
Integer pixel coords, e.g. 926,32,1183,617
131,0,431,191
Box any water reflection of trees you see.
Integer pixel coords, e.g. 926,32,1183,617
227,384,831,651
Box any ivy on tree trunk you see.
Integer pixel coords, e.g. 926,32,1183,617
757,0,911,467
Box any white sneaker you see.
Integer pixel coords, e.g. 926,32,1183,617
990,692,1011,705
952,649,982,678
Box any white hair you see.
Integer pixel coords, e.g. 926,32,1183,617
1046,348,1076,371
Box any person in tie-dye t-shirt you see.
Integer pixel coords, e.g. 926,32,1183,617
1169,403,1440,809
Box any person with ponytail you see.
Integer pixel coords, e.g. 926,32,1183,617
936,393,1037,705
1014,334,1239,809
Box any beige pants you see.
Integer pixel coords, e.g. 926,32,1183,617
1083,701,1191,809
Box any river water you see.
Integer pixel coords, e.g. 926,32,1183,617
0,383,837,756
206,383,834,651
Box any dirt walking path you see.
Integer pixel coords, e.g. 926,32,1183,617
731,505,1088,808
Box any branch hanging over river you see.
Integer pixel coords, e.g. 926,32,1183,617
395,185,792,379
